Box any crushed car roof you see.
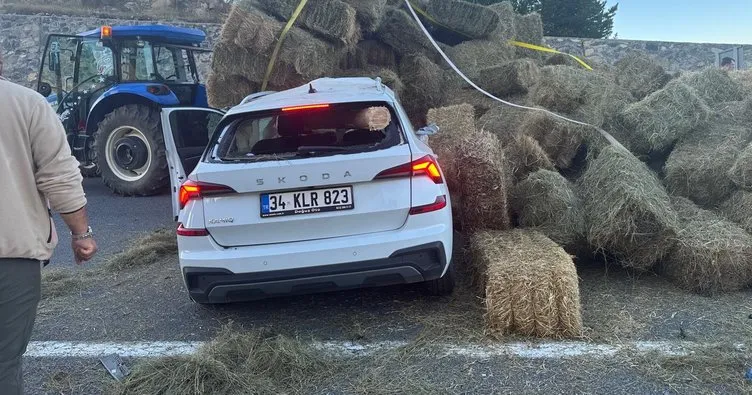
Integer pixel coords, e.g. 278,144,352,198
225,77,398,116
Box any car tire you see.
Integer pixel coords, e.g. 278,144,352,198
425,261,455,296
93,104,169,196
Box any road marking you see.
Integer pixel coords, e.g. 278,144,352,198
25,340,748,359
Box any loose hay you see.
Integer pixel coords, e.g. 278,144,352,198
579,145,678,270
678,68,744,106
619,80,711,154
106,229,177,271
519,111,586,169
728,143,752,190
480,59,540,97
718,190,752,234
504,134,555,181
255,0,360,46
444,39,516,81
426,103,477,193
117,328,332,395
662,196,752,295
664,122,751,208
457,130,511,231
729,69,752,98
614,51,672,100
511,170,585,249
468,229,582,338
426,0,500,39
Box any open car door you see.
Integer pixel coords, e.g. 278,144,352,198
161,107,225,219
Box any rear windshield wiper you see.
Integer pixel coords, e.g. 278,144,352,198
296,146,350,157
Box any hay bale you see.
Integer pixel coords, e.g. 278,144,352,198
662,196,752,295
504,134,556,181
528,65,594,114
340,39,397,70
399,55,446,123
579,145,678,270
728,143,752,190
444,39,516,81
619,80,711,154
457,130,511,231
255,0,360,46
442,87,502,116
678,68,744,105
479,59,540,97
664,122,751,208
511,170,585,248
425,0,500,39
206,72,258,109
576,81,636,130
468,229,582,338
426,103,477,193
212,8,343,90
718,190,752,234
512,13,543,58
712,99,752,122
477,103,529,142
377,8,437,60
345,0,388,33
487,1,516,42
614,52,672,100
519,112,586,169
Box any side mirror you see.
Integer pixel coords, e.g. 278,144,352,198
415,123,439,136
38,82,52,98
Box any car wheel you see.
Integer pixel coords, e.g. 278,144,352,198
93,104,169,196
425,261,455,296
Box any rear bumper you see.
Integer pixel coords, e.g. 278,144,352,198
184,242,447,303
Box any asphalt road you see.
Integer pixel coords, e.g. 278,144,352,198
49,178,174,267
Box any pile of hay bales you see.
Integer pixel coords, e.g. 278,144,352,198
208,0,752,329
468,229,582,338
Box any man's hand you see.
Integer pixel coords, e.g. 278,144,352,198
72,238,97,264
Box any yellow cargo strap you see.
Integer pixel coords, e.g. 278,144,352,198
261,0,309,91
509,40,593,70
407,0,593,71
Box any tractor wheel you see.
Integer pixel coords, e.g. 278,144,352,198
93,105,169,196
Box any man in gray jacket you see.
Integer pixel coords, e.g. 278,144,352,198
0,52,98,394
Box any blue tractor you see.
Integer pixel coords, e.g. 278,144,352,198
36,25,213,196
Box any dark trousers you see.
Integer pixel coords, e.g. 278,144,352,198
0,259,41,395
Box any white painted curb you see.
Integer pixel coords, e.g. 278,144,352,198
25,340,748,359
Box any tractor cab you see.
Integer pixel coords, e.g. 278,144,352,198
36,25,215,195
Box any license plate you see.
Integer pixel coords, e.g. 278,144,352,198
261,186,354,218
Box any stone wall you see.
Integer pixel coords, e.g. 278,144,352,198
1,13,749,88
0,13,221,87
543,36,751,73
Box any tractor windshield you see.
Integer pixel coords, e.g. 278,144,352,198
118,40,198,84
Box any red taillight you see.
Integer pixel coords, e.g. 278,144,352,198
178,180,236,209
409,195,447,215
177,223,208,237
374,155,444,184
281,104,330,112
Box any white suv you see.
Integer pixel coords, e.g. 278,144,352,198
160,77,454,304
